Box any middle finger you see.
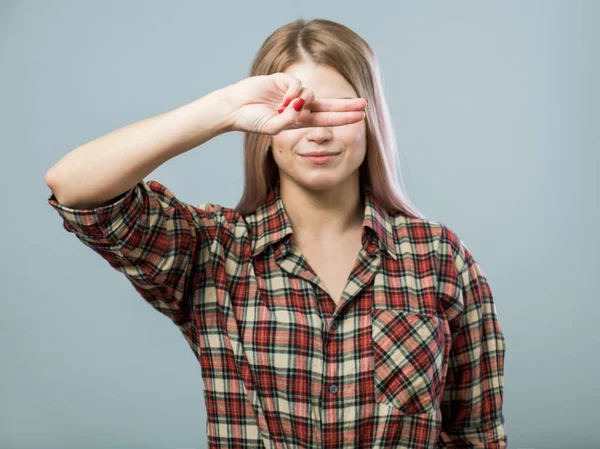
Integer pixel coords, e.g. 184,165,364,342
309,98,368,112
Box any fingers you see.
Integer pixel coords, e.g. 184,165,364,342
271,92,366,132
283,94,367,128
277,73,303,110
309,98,368,112
274,72,367,114
267,72,368,133
266,87,312,133
278,86,314,114
278,92,367,114
303,110,367,128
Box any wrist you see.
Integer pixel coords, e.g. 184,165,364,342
216,84,240,134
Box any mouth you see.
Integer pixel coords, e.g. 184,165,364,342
300,151,341,164
300,153,341,164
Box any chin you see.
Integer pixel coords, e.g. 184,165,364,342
292,175,349,193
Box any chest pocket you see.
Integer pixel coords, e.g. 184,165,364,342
371,308,446,415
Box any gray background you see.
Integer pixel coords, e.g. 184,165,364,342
1,1,598,448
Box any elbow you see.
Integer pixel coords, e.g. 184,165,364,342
45,167,67,204
45,165,60,189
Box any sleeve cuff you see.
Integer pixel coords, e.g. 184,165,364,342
47,182,142,242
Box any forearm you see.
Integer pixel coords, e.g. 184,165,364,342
45,86,236,209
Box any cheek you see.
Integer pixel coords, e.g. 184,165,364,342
342,127,367,153
350,122,367,143
336,120,365,143
272,130,302,148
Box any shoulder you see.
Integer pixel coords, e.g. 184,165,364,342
145,180,249,238
389,213,456,247
390,213,470,271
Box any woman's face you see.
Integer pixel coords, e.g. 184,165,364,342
270,62,367,192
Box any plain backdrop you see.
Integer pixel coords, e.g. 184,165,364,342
1,1,598,448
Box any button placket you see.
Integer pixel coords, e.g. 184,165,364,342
323,318,339,398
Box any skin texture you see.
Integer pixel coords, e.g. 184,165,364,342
269,62,368,241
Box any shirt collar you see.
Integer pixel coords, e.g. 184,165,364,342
246,180,398,261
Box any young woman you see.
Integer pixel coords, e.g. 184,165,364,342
46,18,507,449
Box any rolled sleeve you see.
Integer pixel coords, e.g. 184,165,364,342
47,180,219,330
48,183,141,252
436,225,508,449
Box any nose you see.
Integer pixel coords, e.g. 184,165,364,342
305,127,333,145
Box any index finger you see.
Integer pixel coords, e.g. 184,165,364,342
309,98,368,112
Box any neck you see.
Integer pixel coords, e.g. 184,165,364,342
279,176,364,240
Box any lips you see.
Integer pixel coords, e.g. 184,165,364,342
300,152,341,157
300,153,340,164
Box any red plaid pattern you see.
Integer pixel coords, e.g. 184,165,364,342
48,178,507,448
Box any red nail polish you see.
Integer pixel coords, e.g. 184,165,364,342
293,98,305,111
277,97,293,114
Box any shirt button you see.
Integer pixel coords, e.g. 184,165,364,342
329,384,338,394
330,320,338,329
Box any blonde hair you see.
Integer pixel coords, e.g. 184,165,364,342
234,18,424,219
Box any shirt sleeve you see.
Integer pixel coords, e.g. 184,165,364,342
436,224,508,449
47,179,225,332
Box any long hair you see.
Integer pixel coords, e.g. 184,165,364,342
234,18,424,219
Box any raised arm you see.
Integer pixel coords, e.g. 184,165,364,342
45,86,236,209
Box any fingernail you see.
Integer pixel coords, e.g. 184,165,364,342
277,97,293,114
293,98,305,111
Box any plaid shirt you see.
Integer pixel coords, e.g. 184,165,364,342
48,178,507,449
